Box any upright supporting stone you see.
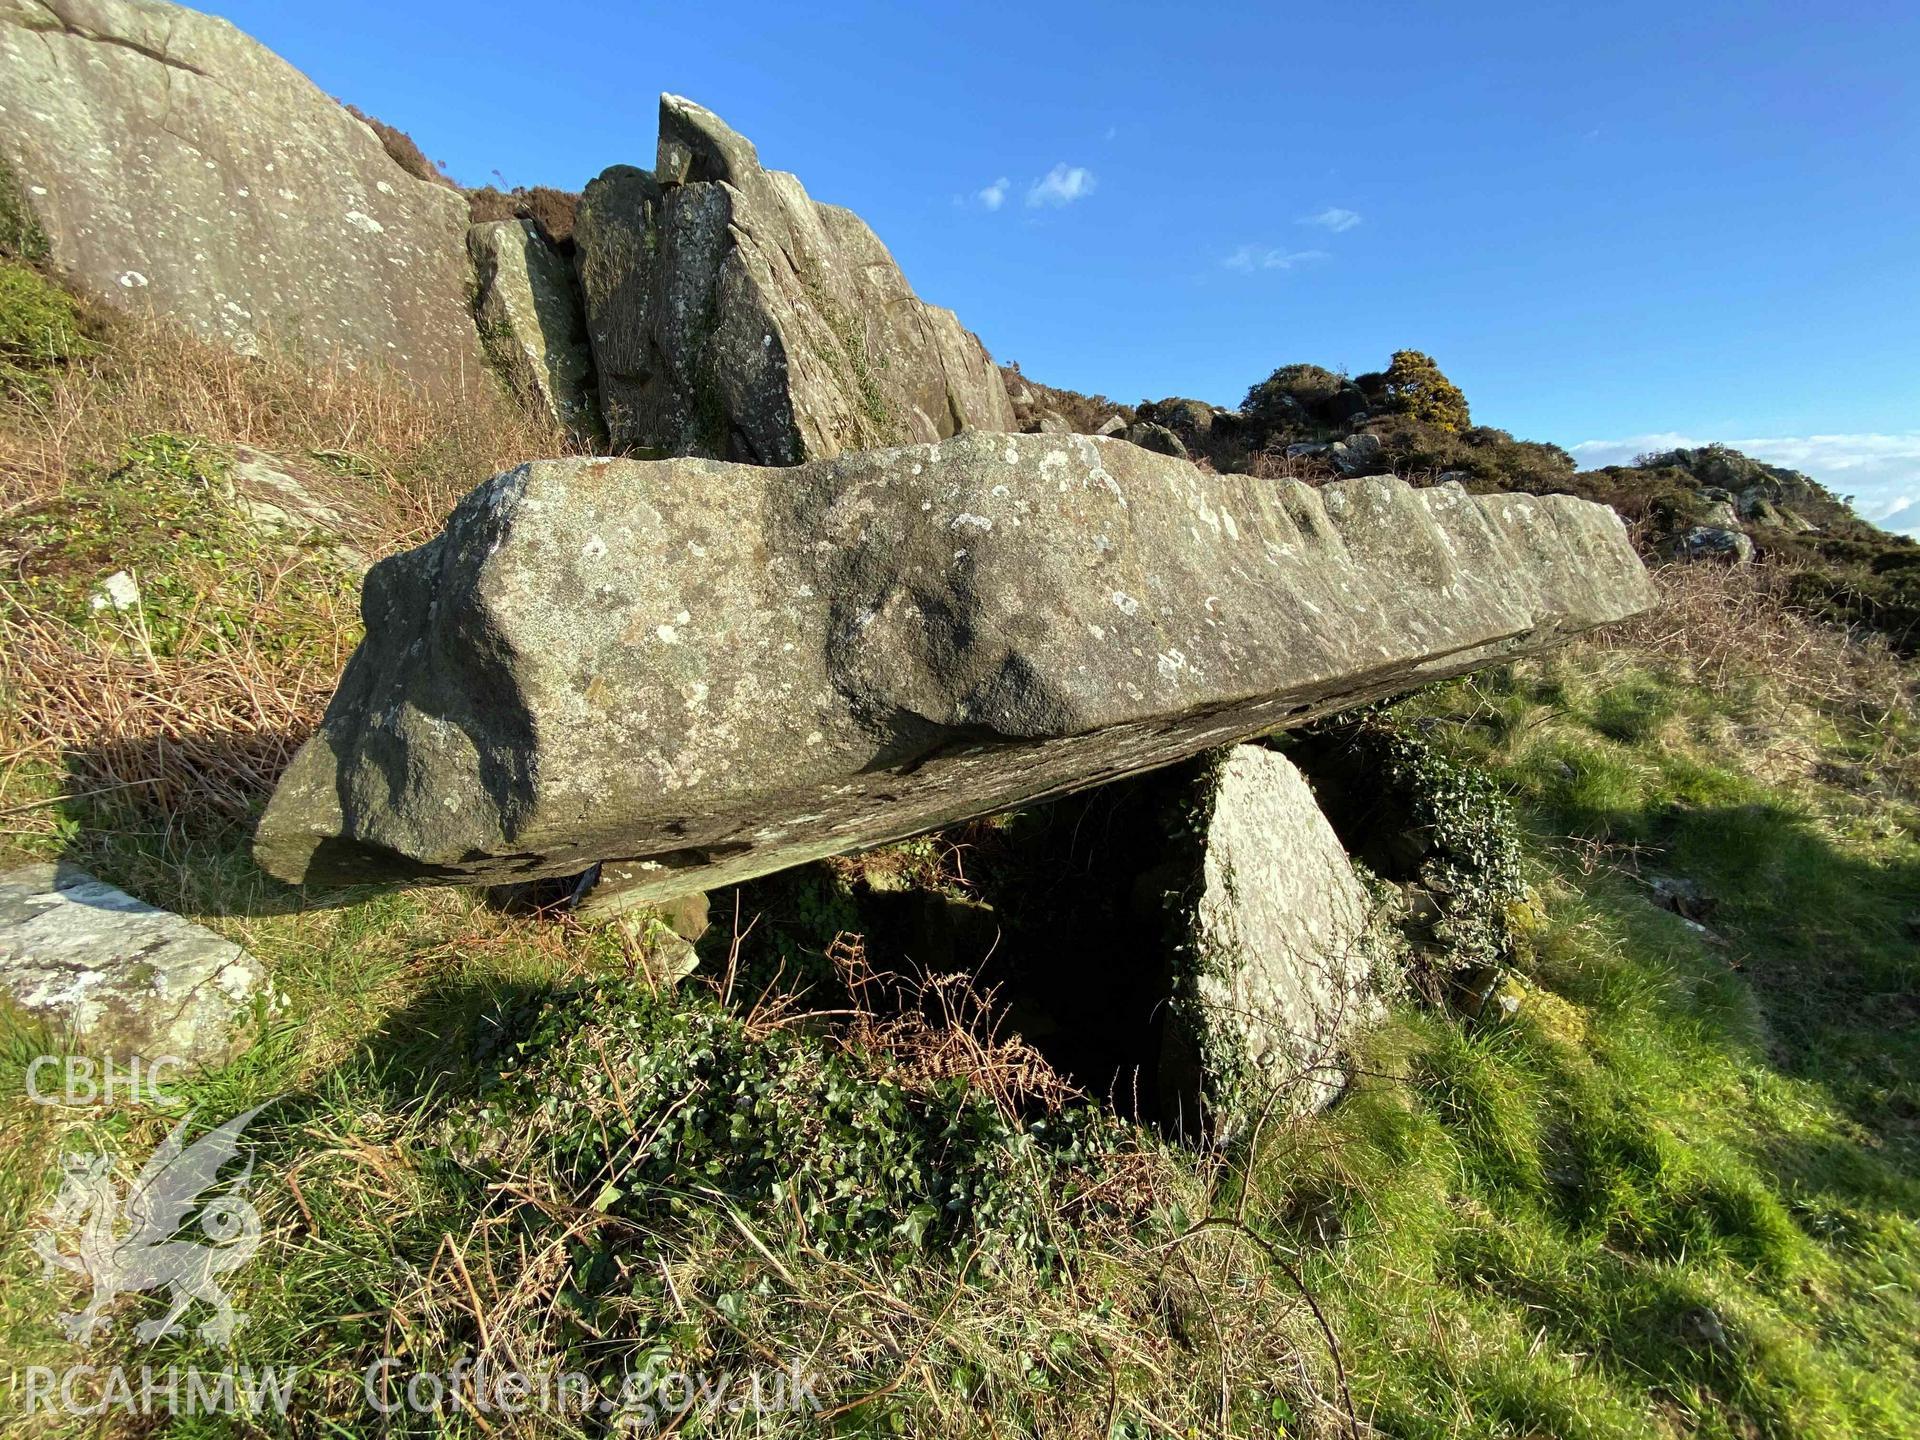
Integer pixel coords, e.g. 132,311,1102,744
1160,747,1388,1134
469,219,600,440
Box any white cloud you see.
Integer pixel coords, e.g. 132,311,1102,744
1028,164,1096,208
976,177,1010,211
1569,431,1920,537
1301,206,1362,233
1565,433,1697,469
1222,244,1328,273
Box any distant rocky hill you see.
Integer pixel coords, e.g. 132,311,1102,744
996,354,1920,650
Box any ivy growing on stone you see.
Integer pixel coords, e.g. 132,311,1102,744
1285,709,1526,982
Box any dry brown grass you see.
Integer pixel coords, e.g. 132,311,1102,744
1601,561,1903,703
466,184,583,248
1590,560,1920,801
1242,445,1337,485
0,596,348,823
0,300,572,838
823,930,1085,1118
342,104,459,192
0,299,566,535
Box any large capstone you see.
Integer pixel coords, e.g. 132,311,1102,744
254,433,1656,903
1161,746,1386,1134
573,95,1016,462
0,864,268,1068
0,0,484,393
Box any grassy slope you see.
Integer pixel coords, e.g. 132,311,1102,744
1,260,1916,1436
1264,644,1920,1438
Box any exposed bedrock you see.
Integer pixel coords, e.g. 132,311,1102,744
0,0,485,393
573,95,1016,462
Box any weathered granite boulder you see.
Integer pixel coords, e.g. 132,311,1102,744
1677,526,1755,564
0,0,483,393
255,433,1656,906
1161,746,1386,1130
1138,397,1235,457
1696,498,1741,530
0,864,267,1068
1737,484,1816,532
1122,420,1189,460
1329,432,1387,476
573,95,1016,461
469,219,599,439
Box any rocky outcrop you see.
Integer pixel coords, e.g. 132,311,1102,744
1329,432,1387,476
0,863,268,1067
573,95,1016,462
1121,420,1189,460
1677,526,1755,564
255,433,1656,904
1161,746,1386,1130
0,0,484,393
469,219,599,439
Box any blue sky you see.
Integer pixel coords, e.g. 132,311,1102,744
214,2,1919,529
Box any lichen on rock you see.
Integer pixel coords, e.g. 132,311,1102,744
572,94,1016,462
254,434,1658,905
1158,746,1395,1134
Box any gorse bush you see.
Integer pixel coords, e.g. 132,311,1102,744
1241,360,1365,441
1377,348,1471,431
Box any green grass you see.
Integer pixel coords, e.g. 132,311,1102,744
5,636,1917,1438
0,159,50,263
5,643,1907,1438
6,431,357,657
1247,653,1920,1438
0,258,90,394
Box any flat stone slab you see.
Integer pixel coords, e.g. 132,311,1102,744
254,433,1656,907
0,864,266,1068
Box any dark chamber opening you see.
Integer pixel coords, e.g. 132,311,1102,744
846,768,1202,1124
